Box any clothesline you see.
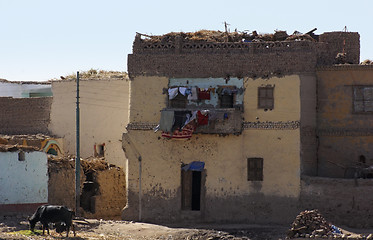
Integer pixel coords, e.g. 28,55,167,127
168,86,244,101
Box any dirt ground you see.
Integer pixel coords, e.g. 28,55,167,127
0,215,290,240
2,215,373,240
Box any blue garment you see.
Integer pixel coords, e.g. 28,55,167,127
184,88,192,95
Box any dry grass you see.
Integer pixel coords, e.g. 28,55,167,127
57,69,128,81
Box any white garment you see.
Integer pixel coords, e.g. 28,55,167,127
168,87,179,100
179,87,187,96
183,111,198,128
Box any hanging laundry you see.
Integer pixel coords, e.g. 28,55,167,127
197,110,209,125
168,87,179,100
221,88,233,95
187,87,198,100
183,111,198,128
184,88,192,96
198,88,211,100
172,111,191,132
162,121,196,140
179,87,188,96
159,110,175,132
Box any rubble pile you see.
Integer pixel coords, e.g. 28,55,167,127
287,209,337,238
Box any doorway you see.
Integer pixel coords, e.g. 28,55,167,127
181,167,203,211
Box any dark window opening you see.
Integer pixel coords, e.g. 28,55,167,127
353,86,373,113
181,170,202,211
220,94,234,108
18,151,25,161
95,144,105,157
247,158,263,181
169,93,187,108
47,148,58,155
258,87,274,109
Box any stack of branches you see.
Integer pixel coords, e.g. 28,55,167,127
80,156,117,174
287,209,336,238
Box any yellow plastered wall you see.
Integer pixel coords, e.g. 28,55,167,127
243,75,301,122
126,75,301,200
129,76,168,123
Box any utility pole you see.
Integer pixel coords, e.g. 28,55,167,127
75,71,81,216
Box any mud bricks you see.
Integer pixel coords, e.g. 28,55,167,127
128,31,360,79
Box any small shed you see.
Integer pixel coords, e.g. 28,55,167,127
0,144,48,214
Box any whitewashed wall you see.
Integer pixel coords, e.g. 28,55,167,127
0,151,48,204
49,78,130,167
0,81,51,98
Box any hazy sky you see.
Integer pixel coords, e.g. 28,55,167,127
1,0,372,81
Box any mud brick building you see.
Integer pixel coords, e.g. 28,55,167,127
122,30,362,224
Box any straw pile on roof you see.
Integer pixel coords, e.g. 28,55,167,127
137,29,317,43
57,69,128,81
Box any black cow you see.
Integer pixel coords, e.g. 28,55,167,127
29,205,75,237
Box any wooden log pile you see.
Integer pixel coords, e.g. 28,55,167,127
287,209,336,238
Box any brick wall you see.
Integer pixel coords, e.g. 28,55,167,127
128,31,360,78
319,32,360,64
0,97,52,135
128,50,319,78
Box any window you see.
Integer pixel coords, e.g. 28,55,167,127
95,144,105,157
220,94,234,108
258,87,274,109
353,86,373,113
247,158,263,181
18,151,25,161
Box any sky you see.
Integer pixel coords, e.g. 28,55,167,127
1,0,373,81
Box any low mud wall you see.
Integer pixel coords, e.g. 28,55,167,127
301,176,373,228
48,157,126,219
